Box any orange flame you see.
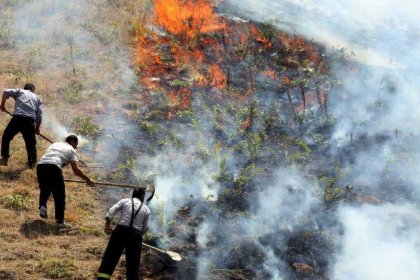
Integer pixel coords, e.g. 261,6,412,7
263,70,277,80
208,64,226,89
154,0,225,39
167,88,191,109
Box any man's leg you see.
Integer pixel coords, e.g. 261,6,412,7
37,165,52,211
125,230,142,280
20,119,37,168
1,118,20,164
50,170,66,223
97,226,125,279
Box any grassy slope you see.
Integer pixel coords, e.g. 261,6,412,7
0,1,153,279
0,113,107,280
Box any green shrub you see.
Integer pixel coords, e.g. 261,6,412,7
40,259,76,279
0,194,31,211
73,116,101,137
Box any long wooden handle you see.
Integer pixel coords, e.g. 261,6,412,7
142,242,167,254
38,133,53,143
64,179,143,189
142,242,182,261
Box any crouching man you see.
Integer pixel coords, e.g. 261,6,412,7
37,135,94,228
97,187,151,280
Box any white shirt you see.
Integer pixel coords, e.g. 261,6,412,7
38,142,78,168
107,198,151,232
4,88,43,121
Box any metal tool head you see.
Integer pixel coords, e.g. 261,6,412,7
166,250,182,262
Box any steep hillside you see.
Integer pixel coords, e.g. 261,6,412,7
2,1,419,280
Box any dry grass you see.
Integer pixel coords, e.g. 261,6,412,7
0,24,122,280
0,128,110,279
0,1,167,279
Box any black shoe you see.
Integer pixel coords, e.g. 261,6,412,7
56,222,72,229
39,206,48,218
0,157,9,166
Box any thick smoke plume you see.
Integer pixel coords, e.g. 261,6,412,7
223,0,420,279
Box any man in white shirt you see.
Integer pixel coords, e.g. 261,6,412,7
97,187,151,280
37,135,94,228
0,83,43,168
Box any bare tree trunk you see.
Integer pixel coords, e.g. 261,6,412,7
69,40,76,77
286,89,297,118
248,66,254,91
227,66,230,90
299,83,306,110
323,91,329,115
315,81,324,115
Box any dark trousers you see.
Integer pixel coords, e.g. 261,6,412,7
37,164,66,223
97,225,143,280
1,115,37,167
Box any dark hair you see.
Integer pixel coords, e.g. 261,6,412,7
24,83,36,92
65,135,78,144
132,188,145,199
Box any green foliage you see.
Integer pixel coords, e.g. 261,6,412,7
73,116,101,137
234,105,250,128
85,245,103,257
7,69,34,83
156,197,166,226
60,80,84,104
280,135,312,163
169,79,191,88
0,194,31,211
25,45,44,70
294,110,317,125
40,259,76,279
234,163,261,187
197,143,211,160
259,21,276,42
318,176,349,203
0,19,12,46
80,226,104,237
214,154,231,183
139,120,160,135
111,155,138,180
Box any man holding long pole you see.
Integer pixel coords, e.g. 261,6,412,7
37,135,94,228
97,187,151,280
0,83,42,168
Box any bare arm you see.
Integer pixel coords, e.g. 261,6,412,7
70,161,94,186
35,119,41,135
104,217,113,234
142,213,150,235
0,92,7,111
35,98,42,134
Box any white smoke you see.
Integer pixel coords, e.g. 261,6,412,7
10,0,138,164
333,204,420,280
224,0,420,279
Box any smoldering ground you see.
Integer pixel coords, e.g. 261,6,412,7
222,0,420,279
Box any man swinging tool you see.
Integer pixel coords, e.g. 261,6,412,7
97,187,151,280
37,135,94,228
0,83,43,168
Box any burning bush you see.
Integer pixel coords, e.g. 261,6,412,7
154,0,225,39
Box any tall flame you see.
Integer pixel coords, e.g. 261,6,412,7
154,0,225,39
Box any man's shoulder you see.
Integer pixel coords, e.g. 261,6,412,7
52,142,77,153
119,198,131,204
